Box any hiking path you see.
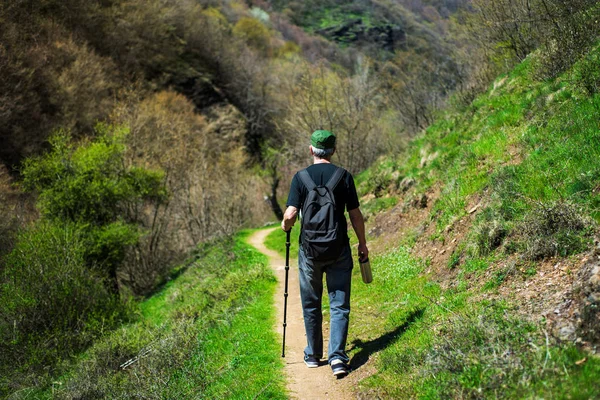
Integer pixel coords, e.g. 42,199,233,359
247,228,353,400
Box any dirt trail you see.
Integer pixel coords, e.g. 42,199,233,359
247,228,354,400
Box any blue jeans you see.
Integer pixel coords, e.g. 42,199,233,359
298,244,353,364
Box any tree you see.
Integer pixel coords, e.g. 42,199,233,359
21,125,166,292
283,60,385,174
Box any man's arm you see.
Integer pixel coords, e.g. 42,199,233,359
281,206,298,231
348,208,369,261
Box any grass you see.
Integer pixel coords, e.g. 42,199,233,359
266,59,600,391
265,46,600,397
16,231,286,399
359,50,599,264
264,225,300,259
349,249,600,398
344,48,600,396
266,227,600,396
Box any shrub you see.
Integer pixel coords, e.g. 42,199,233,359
417,303,544,397
534,1,600,79
21,126,167,291
519,201,594,260
572,46,600,96
0,222,127,395
112,92,272,293
233,16,273,54
0,168,32,259
469,208,508,257
472,0,600,79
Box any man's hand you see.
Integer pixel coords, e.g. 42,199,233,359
281,206,298,231
358,243,369,261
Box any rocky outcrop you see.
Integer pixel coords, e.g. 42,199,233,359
574,242,600,344
548,240,600,347
317,19,405,52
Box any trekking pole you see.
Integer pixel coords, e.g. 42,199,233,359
282,229,291,358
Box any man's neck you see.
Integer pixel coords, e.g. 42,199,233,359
313,157,332,164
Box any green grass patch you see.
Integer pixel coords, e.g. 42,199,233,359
363,48,600,261
20,231,286,399
349,248,600,398
264,226,300,258
361,196,399,216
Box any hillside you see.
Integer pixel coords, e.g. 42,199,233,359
260,45,600,397
27,44,600,399
2,0,600,398
344,48,600,396
2,232,287,398
263,0,470,55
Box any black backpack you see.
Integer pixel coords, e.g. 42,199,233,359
298,166,345,261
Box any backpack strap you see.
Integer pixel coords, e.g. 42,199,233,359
298,169,316,191
325,167,345,191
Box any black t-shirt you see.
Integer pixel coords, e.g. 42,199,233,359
286,163,360,243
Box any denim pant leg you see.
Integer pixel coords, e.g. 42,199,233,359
298,247,324,359
325,245,353,364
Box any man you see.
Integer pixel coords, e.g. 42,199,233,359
281,130,369,378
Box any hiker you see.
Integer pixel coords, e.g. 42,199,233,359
281,130,369,378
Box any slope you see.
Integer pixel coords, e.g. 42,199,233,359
266,47,600,397
13,231,286,399
352,49,600,396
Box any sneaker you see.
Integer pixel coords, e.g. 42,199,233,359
330,359,349,377
304,356,319,368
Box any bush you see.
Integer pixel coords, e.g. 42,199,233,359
0,168,32,259
21,126,167,291
472,0,600,79
0,222,128,395
519,201,594,260
22,127,166,225
534,1,600,79
572,46,600,96
415,302,600,398
469,208,508,257
233,16,273,54
112,92,271,293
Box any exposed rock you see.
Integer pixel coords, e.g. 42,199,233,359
317,19,406,52
549,240,600,345
399,177,415,192
558,324,577,341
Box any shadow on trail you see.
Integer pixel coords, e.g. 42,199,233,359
348,308,425,371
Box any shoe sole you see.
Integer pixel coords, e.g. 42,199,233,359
304,361,319,368
331,364,349,376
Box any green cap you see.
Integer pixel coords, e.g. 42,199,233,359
310,130,336,149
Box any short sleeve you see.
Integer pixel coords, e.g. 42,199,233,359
345,172,360,211
286,173,302,209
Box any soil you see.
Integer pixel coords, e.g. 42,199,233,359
363,181,598,353
248,228,354,400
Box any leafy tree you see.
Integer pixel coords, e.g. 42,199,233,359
233,16,273,55
21,124,167,292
